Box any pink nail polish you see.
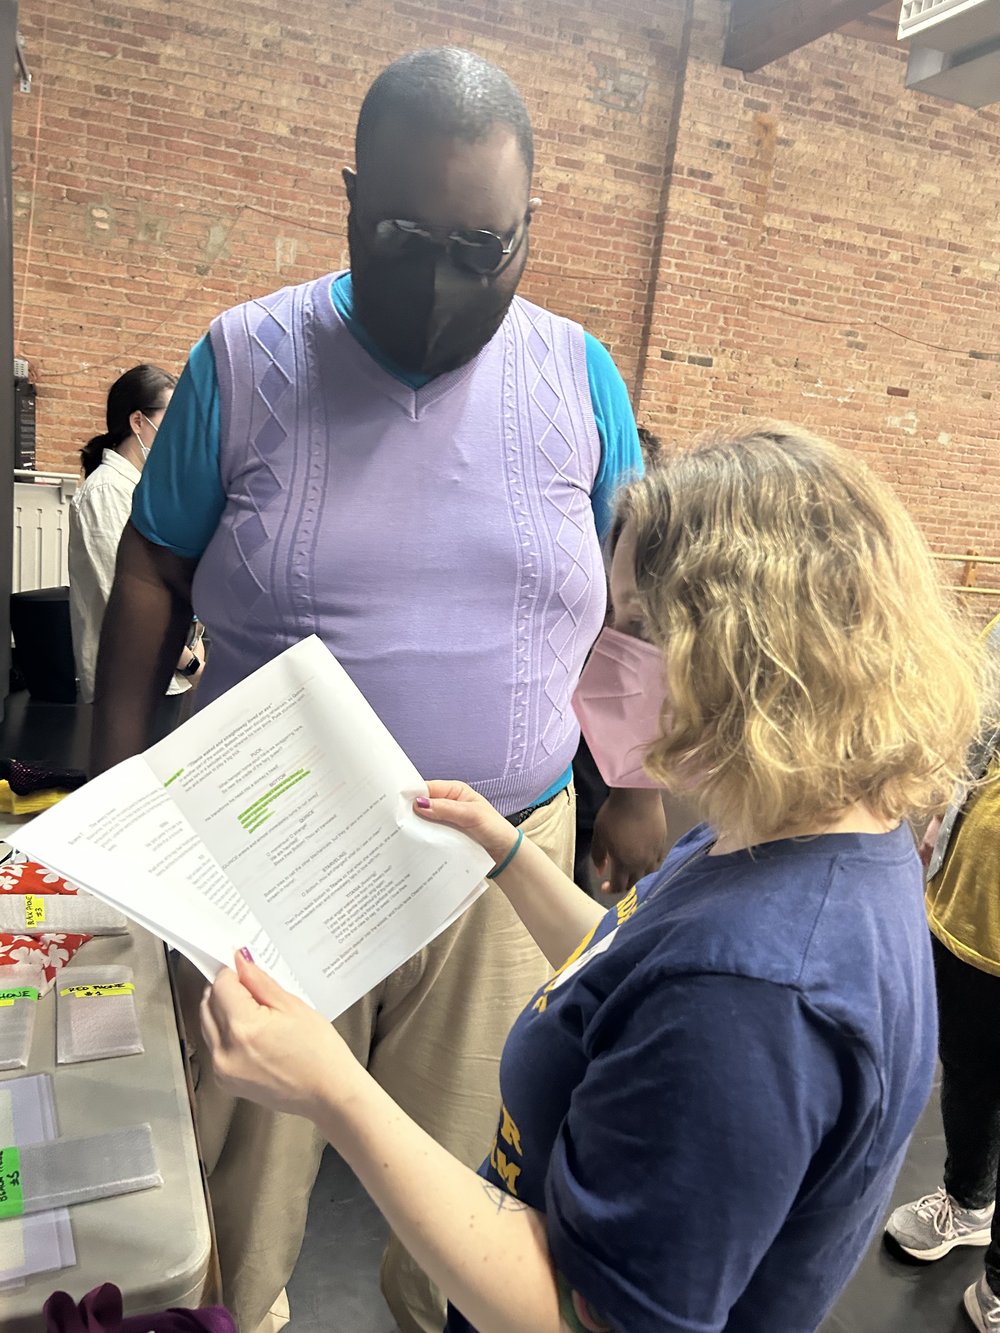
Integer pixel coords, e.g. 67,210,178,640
239,947,254,964
416,797,431,809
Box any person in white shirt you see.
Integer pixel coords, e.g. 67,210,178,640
69,364,203,736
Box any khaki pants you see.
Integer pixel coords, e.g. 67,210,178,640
176,785,575,1333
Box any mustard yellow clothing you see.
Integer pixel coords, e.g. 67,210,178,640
926,760,1000,977
0,781,69,815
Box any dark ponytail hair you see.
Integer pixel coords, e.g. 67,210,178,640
80,363,176,478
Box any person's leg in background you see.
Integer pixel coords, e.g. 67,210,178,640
886,934,1000,1290
929,936,1000,1329
933,938,1000,1227
373,786,576,1333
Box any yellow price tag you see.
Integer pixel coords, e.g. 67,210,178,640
23,895,45,928
58,982,135,999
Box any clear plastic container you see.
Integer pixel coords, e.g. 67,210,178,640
56,965,143,1064
0,1124,160,1217
0,964,43,1071
0,893,127,936
0,1074,76,1286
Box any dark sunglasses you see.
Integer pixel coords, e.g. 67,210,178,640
372,208,534,276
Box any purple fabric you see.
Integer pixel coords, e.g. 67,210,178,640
199,274,605,815
43,1283,236,1333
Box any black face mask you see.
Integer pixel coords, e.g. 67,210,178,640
348,210,524,377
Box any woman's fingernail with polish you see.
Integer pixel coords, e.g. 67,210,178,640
416,797,431,809
239,947,254,964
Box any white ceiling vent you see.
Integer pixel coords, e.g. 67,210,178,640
899,0,1000,50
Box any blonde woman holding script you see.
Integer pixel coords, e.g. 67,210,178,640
202,425,987,1333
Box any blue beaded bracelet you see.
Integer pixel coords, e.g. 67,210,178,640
487,827,524,880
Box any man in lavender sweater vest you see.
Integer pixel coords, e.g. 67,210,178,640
91,47,666,1333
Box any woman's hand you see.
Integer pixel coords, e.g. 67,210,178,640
200,952,363,1120
416,780,519,866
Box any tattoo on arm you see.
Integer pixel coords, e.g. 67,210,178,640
556,1270,615,1333
476,1189,613,1329
480,1182,528,1214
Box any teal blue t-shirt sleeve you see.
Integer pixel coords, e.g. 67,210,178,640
585,333,643,543
131,334,225,559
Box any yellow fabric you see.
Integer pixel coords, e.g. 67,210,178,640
0,781,69,815
926,762,1000,977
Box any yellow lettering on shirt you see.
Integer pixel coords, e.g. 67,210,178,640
491,1145,521,1196
556,924,599,974
532,923,600,1015
499,1105,523,1156
489,1102,527,1202
616,886,638,923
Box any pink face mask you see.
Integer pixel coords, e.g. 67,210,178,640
572,627,668,789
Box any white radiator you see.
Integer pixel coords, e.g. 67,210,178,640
12,475,77,593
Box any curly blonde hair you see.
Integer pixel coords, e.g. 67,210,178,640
618,422,989,844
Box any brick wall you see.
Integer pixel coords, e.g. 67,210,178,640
11,0,685,466
638,5,1000,599
11,0,1000,598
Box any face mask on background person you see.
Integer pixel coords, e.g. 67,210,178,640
136,411,159,462
572,627,669,789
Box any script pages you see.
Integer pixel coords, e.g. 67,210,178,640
9,636,493,1019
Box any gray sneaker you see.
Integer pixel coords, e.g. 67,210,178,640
964,1273,1000,1331
886,1186,994,1260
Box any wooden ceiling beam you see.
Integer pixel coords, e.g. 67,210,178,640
840,13,903,46
723,0,889,72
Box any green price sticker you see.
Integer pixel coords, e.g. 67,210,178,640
23,895,45,928
58,982,135,999
0,1147,23,1218
0,987,39,1007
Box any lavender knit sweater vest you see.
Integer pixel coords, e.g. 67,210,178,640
196,273,605,816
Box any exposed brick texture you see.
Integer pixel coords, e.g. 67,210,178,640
640,6,1000,604
11,0,1000,601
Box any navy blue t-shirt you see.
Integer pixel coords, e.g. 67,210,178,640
446,822,936,1333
